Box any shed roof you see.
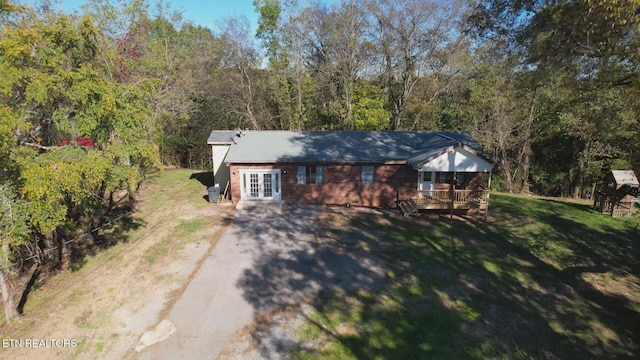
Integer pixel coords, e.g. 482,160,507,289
611,170,640,186
212,130,491,169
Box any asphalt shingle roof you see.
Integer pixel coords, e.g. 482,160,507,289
210,130,490,169
207,130,238,144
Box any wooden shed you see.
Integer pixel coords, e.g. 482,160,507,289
593,170,640,217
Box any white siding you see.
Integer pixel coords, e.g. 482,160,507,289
420,147,492,172
211,145,231,187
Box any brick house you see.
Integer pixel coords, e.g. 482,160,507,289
208,130,493,212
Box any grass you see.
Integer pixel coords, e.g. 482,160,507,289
143,218,205,265
293,193,640,359
0,168,228,359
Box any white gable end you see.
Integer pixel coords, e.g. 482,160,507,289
420,147,492,172
211,144,231,188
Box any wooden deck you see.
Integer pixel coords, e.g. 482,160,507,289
399,190,490,218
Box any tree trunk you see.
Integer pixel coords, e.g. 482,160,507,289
42,232,59,271
573,183,582,199
497,127,514,192
502,160,514,192
519,95,536,193
59,229,70,271
0,269,18,323
344,84,354,130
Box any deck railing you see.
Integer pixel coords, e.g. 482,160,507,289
416,189,489,206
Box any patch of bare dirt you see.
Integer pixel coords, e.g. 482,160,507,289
581,272,640,306
217,304,312,360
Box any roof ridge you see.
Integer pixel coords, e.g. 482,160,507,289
435,132,457,142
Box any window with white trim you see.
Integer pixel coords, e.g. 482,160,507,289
438,172,453,184
361,165,374,184
297,166,324,184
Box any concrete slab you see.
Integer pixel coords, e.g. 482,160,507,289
135,320,177,353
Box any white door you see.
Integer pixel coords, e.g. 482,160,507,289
240,170,281,201
419,171,434,191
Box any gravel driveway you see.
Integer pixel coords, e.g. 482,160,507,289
136,204,386,359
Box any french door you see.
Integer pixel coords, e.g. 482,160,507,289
240,169,281,201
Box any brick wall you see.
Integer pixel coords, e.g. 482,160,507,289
229,163,418,208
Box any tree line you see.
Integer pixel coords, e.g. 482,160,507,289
0,0,638,321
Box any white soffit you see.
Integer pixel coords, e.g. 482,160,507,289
420,147,492,172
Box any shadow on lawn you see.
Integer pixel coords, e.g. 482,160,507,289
189,171,214,188
236,196,640,359
445,195,640,358
13,207,145,320
190,171,216,203
69,207,145,272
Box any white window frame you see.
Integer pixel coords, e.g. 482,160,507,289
297,166,306,184
439,172,453,184
455,172,465,187
297,165,324,184
361,165,374,184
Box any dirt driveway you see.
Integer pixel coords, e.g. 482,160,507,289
136,205,387,359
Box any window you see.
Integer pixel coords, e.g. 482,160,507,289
297,165,324,184
455,172,465,187
438,172,453,184
362,165,374,184
422,171,432,182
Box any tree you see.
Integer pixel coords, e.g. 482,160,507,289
0,2,160,282
302,1,371,130
0,99,27,323
352,81,389,130
368,0,468,130
255,0,313,130
468,0,640,197
216,15,272,130
0,184,29,323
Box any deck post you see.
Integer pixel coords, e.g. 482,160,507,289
485,172,492,222
484,196,490,221
449,187,454,219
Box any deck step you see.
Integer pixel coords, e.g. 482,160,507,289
399,199,419,217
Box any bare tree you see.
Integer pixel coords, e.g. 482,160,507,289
368,0,467,130
255,0,311,130
303,0,370,130
216,16,269,130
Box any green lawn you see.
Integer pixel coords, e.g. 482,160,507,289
293,194,640,359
